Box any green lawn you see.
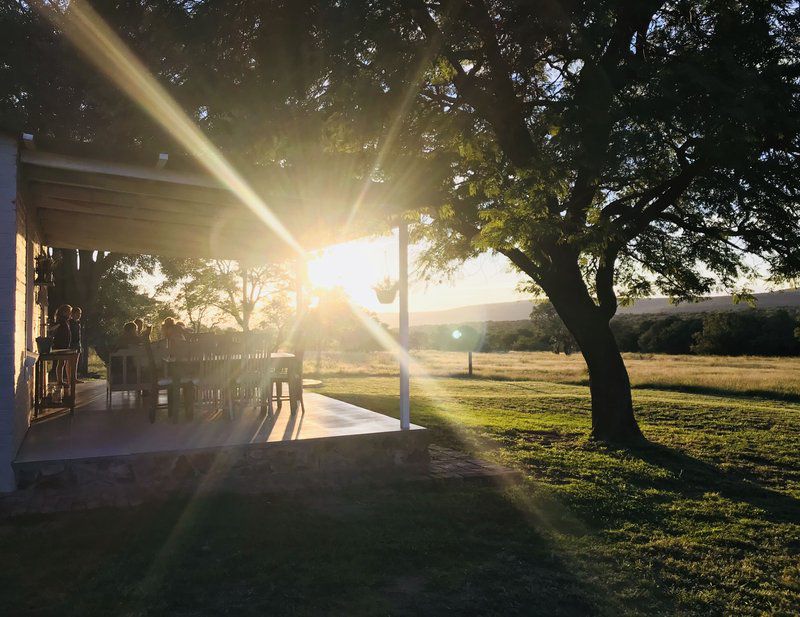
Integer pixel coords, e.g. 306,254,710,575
1,374,798,616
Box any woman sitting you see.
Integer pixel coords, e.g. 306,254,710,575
115,322,141,350
161,317,185,347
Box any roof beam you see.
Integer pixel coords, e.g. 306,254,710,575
29,183,260,224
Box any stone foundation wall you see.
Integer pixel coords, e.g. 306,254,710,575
14,429,431,493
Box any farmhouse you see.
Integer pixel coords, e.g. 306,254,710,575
0,131,430,492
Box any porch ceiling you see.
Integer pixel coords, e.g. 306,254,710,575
20,149,436,261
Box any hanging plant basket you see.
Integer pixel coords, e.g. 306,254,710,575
35,336,53,355
373,277,399,304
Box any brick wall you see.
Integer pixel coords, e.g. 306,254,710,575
0,135,42,491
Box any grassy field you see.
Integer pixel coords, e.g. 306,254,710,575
312,349,800,400
2,353,799,615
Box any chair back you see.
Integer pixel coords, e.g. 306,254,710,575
291,346,305,382
247,332,273,379
107,346,147,393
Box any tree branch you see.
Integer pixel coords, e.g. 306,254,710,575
407,0,538,166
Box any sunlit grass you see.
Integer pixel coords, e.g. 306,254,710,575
308,350,800,400
3,368,798,614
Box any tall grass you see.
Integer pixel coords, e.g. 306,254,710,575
308,350,800,400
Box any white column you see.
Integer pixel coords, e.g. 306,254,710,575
398,222,410,430
0,135,18,491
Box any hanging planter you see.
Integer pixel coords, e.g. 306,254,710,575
33,253,55,287
373,276,399,304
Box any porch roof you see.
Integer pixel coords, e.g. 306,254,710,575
20,147,437,261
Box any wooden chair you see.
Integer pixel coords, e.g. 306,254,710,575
166,340,205,420
141,338,171,423
186,334,219,409
202,333,239,420
234,332,274,416
106,346,148,407
271,348,305,415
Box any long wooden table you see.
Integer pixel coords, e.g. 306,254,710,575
162,352,299,420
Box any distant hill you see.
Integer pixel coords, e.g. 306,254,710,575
378,289,800,327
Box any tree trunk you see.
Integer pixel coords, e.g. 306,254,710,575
241,268,251,332
573,315,642,442
540,263,643,443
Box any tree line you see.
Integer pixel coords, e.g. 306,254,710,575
410,306,800,358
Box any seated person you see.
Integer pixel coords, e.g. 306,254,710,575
110,322,144,386
175,320,192,341
161,317,185,346
115,322,141,350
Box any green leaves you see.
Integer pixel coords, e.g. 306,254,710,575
5,0,799,321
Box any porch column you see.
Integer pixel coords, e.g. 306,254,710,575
0,135,18,491
398,222,410,430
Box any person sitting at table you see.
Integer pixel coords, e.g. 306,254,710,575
108,322,142,388
161,317,185,346
115,322,141,350
51,304,73,385
134,317,144,337
175,320,192,340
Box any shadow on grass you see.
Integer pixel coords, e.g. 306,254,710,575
1,485,611,616
626,441,800,524
630,382,800,404
325,384,799,529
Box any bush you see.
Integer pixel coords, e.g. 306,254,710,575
637,316,703,354
692,309,800,356
408,308,800,357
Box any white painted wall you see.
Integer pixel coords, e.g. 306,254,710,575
0,134,18,491
0,135,42,492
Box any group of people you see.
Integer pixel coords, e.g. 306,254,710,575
114,316,191,350
49,308,197,385
116,318,150,349
50,303,83,384
160,317,192,345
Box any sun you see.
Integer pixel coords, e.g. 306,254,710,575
306,236,398,310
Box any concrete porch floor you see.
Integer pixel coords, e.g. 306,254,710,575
16,381,424,464
2,383,525,514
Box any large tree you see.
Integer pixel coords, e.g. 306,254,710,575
50,249,163,365
5,1,800,441
158,258,293,333
316,0,800,441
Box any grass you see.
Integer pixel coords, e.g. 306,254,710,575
311,349,800,400
2,353,799,615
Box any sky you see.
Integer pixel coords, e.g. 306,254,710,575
139,230,779,321
306,231,531,313
135,231,532,319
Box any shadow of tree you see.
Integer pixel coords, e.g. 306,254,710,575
1,484,612,616
632,382,800,404
624,441,800,525
325,385,800,529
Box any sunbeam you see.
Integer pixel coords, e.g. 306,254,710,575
34,0,304,257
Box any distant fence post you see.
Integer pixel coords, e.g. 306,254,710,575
468,351,473,377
